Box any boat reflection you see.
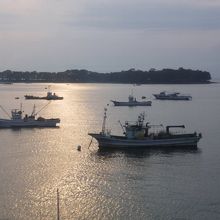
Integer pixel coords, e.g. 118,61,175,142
95,146,201,158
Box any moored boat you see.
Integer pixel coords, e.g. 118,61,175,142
0,104,60,128
89,109,202,149
25,91,63,100
111,95,152,106
153,91,192,100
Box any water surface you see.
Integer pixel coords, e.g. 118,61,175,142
0,83,220,219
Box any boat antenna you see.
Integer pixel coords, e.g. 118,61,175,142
101,108,107,134
0,105,11,119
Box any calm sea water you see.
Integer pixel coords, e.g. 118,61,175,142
0,83,220,220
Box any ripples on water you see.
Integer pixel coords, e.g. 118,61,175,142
0,83,220,219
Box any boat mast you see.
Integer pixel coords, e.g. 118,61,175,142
101,108,107,134
31,104,36,116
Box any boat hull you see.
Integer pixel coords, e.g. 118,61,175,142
0,119,60,128
153,95,191,100
89,133,201,149
25,96,63,100
111,100,152,106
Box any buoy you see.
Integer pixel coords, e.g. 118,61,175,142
77,145,81,151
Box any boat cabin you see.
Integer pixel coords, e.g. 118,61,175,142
128,95,136,102
125,124,146,139
11,109,22,120
124,113,149,139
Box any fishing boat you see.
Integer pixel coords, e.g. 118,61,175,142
111,95,152,106
0,104,60,128
25,91,63,100
88,109,202,149
153,91,192,100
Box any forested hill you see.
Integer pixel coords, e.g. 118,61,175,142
0,68,211,84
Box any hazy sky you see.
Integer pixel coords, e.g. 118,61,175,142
0,0,220,76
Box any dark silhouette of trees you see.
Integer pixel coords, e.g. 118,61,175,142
0,68,211,83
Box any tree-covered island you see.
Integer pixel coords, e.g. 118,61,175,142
0,68,211,84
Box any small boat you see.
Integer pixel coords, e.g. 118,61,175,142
153,91,192,100
88,109,202,149
111,95,152,106
25,91,63,100
0,104,60,128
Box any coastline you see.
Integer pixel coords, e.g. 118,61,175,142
0,80,214,84
0,68,212,84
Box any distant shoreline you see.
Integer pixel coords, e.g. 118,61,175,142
0,81,215,85
0,68,212,84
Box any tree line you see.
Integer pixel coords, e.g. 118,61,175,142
0,68,211,83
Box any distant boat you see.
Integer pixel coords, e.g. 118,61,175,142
88,109,202,149
0,104,60,128
153,91,192,100
25,91,63,100
111,95,152,106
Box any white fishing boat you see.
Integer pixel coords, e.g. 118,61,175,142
88,109,202,149
0,104,60,128
153,91,192,100
111,95,152,106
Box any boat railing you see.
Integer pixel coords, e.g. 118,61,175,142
166,125,185,134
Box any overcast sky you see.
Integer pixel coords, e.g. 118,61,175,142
0,0,220,76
